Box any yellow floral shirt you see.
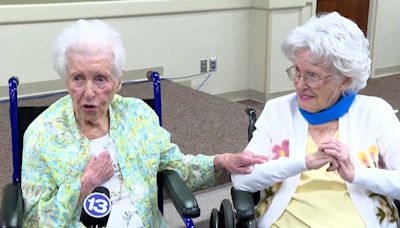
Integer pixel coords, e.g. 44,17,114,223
21,94,216,227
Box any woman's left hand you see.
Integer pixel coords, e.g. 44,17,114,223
214,150,268,174
320,139,355,182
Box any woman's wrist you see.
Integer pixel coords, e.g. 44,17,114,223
213,153,226,172
213,154,227,179
78,175,95,204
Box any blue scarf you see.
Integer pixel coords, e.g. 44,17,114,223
299,92,356,125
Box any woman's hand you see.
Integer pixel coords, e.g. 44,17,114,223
320,139,355,182
214,150,268,174
305,150,338,171
80,151,114,201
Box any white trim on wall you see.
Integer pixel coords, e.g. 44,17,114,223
374,65,400,78
0,66,163,100
0,0,252,24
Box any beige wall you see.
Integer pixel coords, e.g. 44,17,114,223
0,0,399,101
248,0,315,101
369,0,400,78
0,1,252,99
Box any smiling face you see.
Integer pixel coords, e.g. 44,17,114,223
293,49,350,113
66,50,121,128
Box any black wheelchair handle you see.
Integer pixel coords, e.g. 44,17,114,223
245,107,257,142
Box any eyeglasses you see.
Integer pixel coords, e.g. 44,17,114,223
286,66,333,87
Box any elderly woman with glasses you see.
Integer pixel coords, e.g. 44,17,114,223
232,12,400,227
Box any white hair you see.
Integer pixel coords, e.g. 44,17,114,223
281,12,371,93
53,19,126,80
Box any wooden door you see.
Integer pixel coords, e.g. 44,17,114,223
317,0,370,36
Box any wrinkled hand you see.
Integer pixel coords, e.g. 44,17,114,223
214,150,268,174
305,150,338,171
320,139,355,182
81,151,114,190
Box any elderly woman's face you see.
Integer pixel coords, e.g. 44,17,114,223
293,49,349,113
66,51,121,125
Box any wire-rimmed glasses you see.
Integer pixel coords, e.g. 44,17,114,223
286,66,333,87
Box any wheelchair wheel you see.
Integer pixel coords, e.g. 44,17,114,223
219,199,234,228
210,208,219,228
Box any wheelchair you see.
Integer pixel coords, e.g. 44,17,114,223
0,72,200,228
210,107,258,228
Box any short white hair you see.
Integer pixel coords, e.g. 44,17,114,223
282,12,371,93
53,19,126,80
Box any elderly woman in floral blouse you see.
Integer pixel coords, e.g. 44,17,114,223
232,12,400,227
21,19,267,227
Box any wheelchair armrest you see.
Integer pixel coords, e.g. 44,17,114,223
161,170,200,218
0,183,23,228
231,187,256,220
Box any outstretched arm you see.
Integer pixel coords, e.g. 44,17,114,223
213,150,268,174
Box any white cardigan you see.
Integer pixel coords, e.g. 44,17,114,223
232,93,400,227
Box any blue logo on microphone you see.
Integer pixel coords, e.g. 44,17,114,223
83,192,112,218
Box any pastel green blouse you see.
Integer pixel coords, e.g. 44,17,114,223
21,94,216,227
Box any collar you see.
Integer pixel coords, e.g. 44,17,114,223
298,92,356,125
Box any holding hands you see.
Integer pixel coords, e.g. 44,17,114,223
306,139,355,182
305,149,339,171
319,139,355,182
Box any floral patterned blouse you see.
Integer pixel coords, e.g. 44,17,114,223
21,94,216,227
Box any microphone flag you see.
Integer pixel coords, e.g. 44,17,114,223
80,186,112,228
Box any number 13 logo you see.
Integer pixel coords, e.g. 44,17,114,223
83,193,112,218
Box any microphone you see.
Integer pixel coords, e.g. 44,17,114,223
80,186,112,228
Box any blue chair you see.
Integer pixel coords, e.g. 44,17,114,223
0,72,200,227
